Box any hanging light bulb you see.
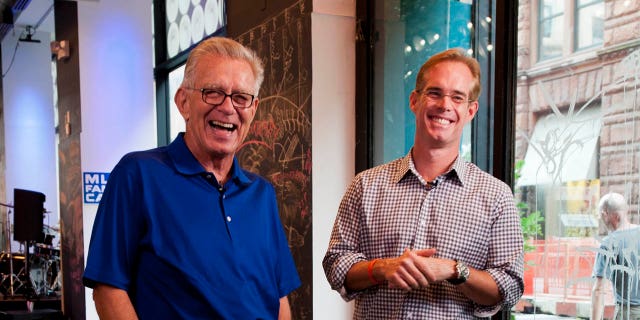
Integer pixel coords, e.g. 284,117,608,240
413,36,426,51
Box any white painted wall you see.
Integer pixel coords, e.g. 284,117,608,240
1,29,59,252
75,1,156,319
312,1,356,319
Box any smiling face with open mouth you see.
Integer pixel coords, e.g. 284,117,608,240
175,54,258,168
409,61,478,153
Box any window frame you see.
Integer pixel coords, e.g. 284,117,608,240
573,0,604,51
537,0,565,61
534,0,604,63
153,0,227,146
355,0,517,186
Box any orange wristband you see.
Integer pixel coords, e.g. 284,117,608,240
368,259,381,285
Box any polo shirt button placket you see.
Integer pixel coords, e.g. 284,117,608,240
217,182,229,222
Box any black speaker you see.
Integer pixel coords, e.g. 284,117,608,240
13,189,45,242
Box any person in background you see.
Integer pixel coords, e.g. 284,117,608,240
591,192,640,320
83,36,300,319
323,48,524,319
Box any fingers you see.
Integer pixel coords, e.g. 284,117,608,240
415,248,436,257
385,249,432,290
404,251,430,288
387,267,417,290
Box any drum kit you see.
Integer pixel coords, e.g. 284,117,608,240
0,201,61,298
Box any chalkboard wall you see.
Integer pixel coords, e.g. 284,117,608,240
229,0,313,318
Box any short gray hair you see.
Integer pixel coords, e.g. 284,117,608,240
181,37,264,95
598,192,628,216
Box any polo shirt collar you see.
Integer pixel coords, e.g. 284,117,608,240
167,133,252,185
394,148,467,187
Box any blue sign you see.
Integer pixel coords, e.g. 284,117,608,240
83,172,109,204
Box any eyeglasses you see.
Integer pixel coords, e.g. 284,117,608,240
418,89,473,106
185,87,256,109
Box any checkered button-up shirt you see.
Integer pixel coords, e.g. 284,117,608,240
323,153,524,319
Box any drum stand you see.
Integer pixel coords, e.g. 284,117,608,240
0,202,40,298
0,202,17,296
22,241,36,298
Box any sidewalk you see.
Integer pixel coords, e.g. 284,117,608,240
514,315,581,320
515,295,614,319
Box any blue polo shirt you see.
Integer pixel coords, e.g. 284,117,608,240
83,133,301,319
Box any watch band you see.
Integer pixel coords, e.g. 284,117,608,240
446,260,469,285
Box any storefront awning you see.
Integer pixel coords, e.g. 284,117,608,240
517,107,601,187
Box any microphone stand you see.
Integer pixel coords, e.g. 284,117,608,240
0,202,16,296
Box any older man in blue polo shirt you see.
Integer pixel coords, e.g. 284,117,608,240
83,37,301,319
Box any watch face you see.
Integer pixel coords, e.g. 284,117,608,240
457,262,470,280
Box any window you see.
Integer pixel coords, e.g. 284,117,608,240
575,0,604,50
516,0,640,318
536,0,604,62
154,0,227,145
168,65,186,138
365,0,475,167
538,0,564,60
357,0,513,177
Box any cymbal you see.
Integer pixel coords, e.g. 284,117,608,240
0,253,25,260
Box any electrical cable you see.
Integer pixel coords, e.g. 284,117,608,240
1,40,20,78
34,4,54,31
2,2,55,78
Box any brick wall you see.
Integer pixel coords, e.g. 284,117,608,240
516,0,640,215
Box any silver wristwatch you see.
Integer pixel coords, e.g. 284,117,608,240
447,260,470,285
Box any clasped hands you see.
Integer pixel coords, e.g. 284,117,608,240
373,248,454,291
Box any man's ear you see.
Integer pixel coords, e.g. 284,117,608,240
174,88,190,121
467,100,479,120
246,98,259,122
409,90,419,114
